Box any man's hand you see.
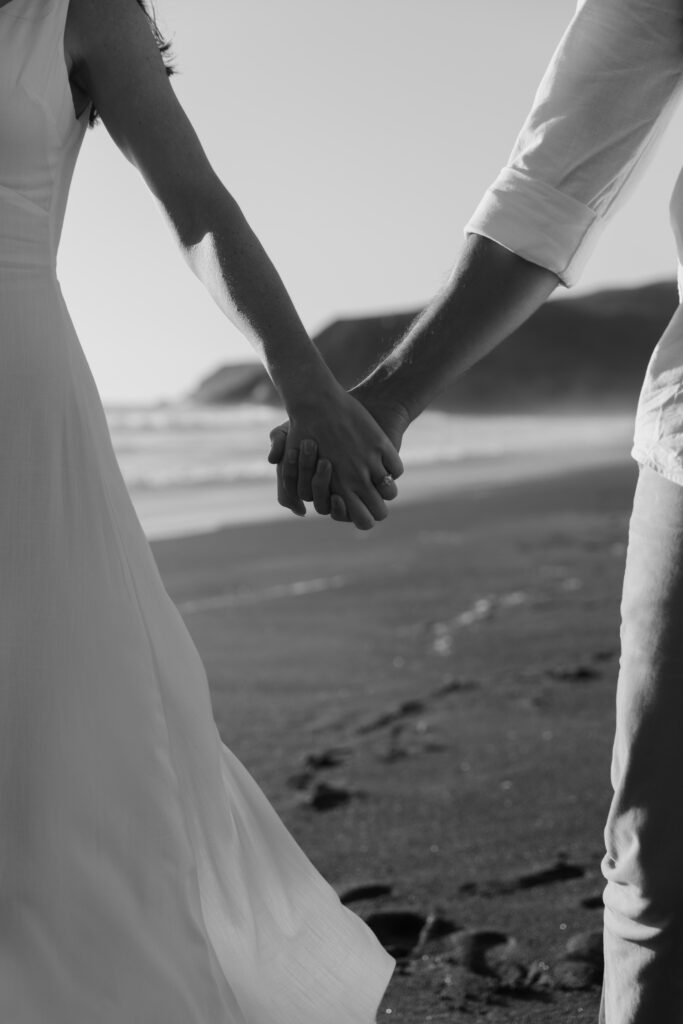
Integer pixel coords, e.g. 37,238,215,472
268,391,410,524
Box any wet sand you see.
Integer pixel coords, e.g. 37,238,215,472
151,453,637,1022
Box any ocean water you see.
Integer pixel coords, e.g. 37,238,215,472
103,401,636,539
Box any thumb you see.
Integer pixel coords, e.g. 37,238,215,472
382,443,404,480
267,423,289,464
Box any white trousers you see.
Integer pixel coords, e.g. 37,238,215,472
600,465,683,1021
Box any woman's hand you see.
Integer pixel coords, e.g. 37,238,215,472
268,389,410,526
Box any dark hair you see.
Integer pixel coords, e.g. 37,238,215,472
87,0,177,128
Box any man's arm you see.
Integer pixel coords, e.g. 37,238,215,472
355,0,683,427
272,0,683,518
352,234,559,429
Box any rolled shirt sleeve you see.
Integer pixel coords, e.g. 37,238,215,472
464,0,683,286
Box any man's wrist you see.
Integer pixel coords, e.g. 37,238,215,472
350,379,412,450
353,376,413,426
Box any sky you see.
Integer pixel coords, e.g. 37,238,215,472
57,0,683,406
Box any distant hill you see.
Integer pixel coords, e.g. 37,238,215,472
189,280,679,412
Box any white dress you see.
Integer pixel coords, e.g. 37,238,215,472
0,1,395,1020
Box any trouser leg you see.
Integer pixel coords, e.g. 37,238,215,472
599,466,683,1022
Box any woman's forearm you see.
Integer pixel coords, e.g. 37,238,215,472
171,175,338,414
354,234,560,424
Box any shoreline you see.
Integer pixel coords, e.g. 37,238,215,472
136,442,634,542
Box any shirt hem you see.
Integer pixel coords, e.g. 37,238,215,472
631,446,683,489
463,167,600,287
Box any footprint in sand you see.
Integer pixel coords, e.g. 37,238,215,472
432,677,481,697
459,855,585,897
341,679,482,763
548,663,601,682
372,719,449,764
359,678,481,743
446,929,512,974
286,746,353,790
592,648,618,663
337,882,394,905
303,747,351,769
364,910,458,958
299,780,365,812
356,699,427,735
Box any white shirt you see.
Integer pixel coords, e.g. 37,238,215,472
463,0,683,486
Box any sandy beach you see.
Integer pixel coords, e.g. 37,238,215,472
151,451,637,1022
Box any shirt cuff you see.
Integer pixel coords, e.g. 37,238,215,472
463,167,601,287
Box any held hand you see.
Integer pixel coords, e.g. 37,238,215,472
268,391,410,525
268,435,332,518
269,434,381,523
266,391,404,529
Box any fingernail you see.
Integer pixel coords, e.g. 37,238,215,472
301,440,315,455
287,448,299,464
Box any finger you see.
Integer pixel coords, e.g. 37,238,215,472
282,442,301,504
267,424,289,465
382,445,404,480
330,494,351,523
312,458,333,515
277,460,305,516
353,479,388,523
345,492,377,531
372,467,399,502
297,439,318,501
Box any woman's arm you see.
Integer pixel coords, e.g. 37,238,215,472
66,0,403,529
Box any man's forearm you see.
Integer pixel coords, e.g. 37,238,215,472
354,234,560,423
